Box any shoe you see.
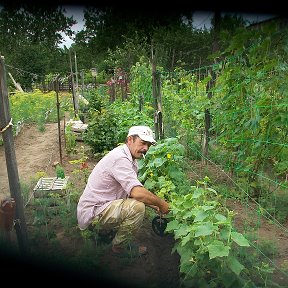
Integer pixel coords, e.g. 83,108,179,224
112,243,147,258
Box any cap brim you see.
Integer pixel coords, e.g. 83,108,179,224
138,135,156,145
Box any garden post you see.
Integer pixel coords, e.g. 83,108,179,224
152,47,164,141
0,55,29,253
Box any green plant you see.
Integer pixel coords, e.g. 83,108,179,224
166,177,254,287
83,109,118,153
273,160,288,179
9,90,71,131
55,164,65,179
69,145,90,184
129,57,153,105
254,262,275,287
65,123,77,154
83,98,153,154
138,137,190,199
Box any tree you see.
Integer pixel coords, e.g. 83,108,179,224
0,3,76,49
72,5,214,73
0,3,76,90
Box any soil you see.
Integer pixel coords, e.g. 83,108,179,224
0,123,288,287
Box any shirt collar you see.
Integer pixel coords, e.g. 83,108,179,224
123,144,137,164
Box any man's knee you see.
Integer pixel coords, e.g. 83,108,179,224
133,201,145,215
125,198,145,214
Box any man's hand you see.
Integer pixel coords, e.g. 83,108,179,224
159,200,169,215
147,202,169,215
147,204,160,212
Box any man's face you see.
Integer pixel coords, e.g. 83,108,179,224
127,136,152,159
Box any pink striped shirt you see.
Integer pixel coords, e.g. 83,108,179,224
77,144,143,230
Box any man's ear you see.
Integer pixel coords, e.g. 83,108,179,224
127,135,133,143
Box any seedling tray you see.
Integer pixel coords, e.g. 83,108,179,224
33,176,69,197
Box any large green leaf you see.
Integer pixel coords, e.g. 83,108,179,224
215,213,227,222
144,178,156,191
194,210,208,222
207,240,230,259
152,157,166,168
167,221,190,238
183,199,195,209
195,222,215,237
181,232,193,246
165,219,179,232
202,205,215,211
192,187,204,198
182,209,197,220
180,261,198,277
231,231,250,247
227,255,245,276
219,228,230,241
174,224,190,238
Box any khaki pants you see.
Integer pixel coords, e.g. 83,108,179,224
92,198,145,246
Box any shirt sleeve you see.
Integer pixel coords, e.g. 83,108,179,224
110,157,143,196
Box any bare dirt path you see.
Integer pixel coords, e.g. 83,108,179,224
0,123,61,200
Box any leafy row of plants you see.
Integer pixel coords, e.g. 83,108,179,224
158,21,288,224
137,137,276,287
178,23,287,179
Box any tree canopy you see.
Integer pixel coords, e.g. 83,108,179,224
0,3,255,90
0,3,76,89
0,4,76,49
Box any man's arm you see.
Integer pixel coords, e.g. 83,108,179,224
130,186,169,214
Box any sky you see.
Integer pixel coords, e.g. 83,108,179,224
60,5,85,48
60,6,276,48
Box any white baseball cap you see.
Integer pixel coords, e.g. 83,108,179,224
127,126,156,145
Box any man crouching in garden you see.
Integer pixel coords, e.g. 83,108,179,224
77,125,169,256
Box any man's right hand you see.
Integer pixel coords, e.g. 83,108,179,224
160,200,169,215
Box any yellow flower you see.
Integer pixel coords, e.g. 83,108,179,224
167,153,172,159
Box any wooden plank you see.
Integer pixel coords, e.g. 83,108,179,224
8,72,24,93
